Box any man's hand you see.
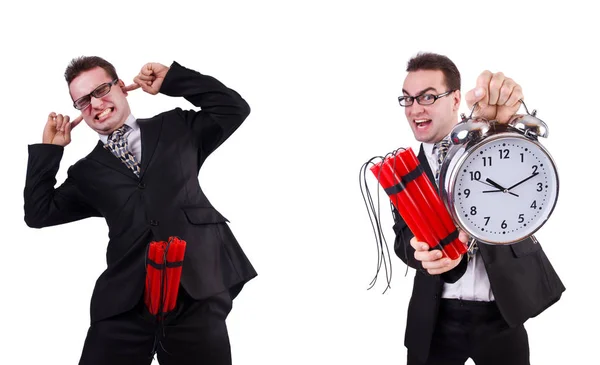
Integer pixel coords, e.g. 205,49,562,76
411,231,469,275
123,62,170,95
42,112,83,146
465,70,524,123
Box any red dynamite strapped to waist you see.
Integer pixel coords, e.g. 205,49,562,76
144,236,187,317
359,147,467,291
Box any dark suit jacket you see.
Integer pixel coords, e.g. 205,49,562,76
24,62,257,323
393,144,565,363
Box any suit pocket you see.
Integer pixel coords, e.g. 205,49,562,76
182,206,229,224
510,236,542,257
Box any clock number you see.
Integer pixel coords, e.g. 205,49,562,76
484,216,490,226
470,206,477,215
518,213,524,223
530,200,537,209
482,156,492,166
469,171,481,181
501,220,507,229
499,149,510,159
464,189,471,198
536,183,543,192
520,153,524,163
532,165,538,174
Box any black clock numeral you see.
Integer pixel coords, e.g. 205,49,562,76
482,156,492,166
464,189,471,198
469,171,481,181
530,200,537,209
470,206,477,215
484,216,490,226
501,220,507,229
518,213,524,223
532,165,538,174
499,149,510,159
520,153,524,163
536,183,543,192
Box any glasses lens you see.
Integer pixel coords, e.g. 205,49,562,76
417,94,436,105
399,96,413,106
74,96,91,110
92,83,112,98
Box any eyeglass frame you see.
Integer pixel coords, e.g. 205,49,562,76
397,89,456,107
72,79,119,110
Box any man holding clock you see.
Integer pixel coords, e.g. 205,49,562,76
393,52,564,365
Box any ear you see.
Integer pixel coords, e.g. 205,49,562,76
118,79,128,96
452,89,461,112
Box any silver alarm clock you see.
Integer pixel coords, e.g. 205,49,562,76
438,102,559,245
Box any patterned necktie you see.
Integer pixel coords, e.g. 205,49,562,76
433,138,451,185
104,124,140,177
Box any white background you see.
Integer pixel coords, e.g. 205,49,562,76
1,1,597,364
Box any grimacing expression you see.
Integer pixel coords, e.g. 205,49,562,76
402,69,460,144
69,67,131,135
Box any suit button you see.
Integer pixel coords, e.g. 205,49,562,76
138,183,146,189
150,220,159,226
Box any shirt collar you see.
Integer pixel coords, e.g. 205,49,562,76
99,114,137,144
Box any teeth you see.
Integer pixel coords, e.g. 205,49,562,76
415,119,430,124
97,108,111,118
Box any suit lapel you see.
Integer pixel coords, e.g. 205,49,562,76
417,144,436,185
88,140,138,179
138,116,164,178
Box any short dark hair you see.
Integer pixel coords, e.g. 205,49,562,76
64,56,118,85
406,52,461,91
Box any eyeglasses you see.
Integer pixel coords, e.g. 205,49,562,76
73,79,118,110
398,90,455,107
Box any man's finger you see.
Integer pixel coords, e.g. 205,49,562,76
488,72,506,105
505,85,523,108
71,115,84,128
464,87,486,109
137,74,155,82
122,83,141,92
415,249,443,263
422,258,451,270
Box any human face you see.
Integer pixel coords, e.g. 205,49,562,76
402,69,460,143
69,67,131,135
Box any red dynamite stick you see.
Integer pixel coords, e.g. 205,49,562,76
370,158,427,243
151,242,167,315
393,150,461,259
144,243,157,311
371,157,443,252
164,238,186,312
146,242,163,315
383,153,453,257
400,149,468,257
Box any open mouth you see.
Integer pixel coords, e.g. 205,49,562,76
95,107,114,120
414,119,432,128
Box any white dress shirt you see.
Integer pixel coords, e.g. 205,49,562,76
422,142,495,302
98,114,142,164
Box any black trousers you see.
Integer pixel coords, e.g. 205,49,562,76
408,299,530,365
78,288,232,365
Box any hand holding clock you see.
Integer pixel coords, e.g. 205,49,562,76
465,71,524,123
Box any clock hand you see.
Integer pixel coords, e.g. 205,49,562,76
475,179,497,188
474,179,519,197
482,189,519,197
507,172,540,190
485,178,509,191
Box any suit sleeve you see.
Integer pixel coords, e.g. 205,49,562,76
159,61,251,157
392,206,467,283
24,144,101,228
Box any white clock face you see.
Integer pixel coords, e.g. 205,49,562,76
450,135,559,244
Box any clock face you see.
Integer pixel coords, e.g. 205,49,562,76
450,135,559,244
